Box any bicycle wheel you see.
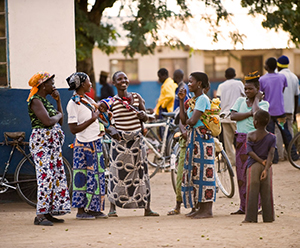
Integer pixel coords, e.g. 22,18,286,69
14,154,73,207
287,131,300,169
214,150,235,198
170,142,181,193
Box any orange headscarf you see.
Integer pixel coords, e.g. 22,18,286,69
27,71,54,102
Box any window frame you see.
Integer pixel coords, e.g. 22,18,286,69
0,0,9,87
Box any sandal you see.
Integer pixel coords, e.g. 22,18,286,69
230,209,245,215
144,210,159,217
76,212,96,220
45,213,64,223
34,216,53,226
167,209,180,215
108,211,118,217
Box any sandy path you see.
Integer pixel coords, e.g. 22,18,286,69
0,160,300,248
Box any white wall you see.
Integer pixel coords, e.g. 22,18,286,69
7,0,76,89
93,46,206,82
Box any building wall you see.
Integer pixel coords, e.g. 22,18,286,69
7,0,76,89
0,0,76,173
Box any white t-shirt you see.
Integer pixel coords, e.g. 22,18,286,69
66,95,100,143
216,79,245,117
279,69,300,114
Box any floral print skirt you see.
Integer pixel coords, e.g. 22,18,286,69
30,124,71,215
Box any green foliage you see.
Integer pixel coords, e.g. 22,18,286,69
241,0,300,46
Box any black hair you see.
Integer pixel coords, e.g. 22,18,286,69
158,68,168,77
254,109,270,127
190,72,209,89
225,68,236,79
245,79,260,89
112,71,122,82
266,57,277,71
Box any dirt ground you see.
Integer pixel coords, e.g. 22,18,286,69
0,160,300,248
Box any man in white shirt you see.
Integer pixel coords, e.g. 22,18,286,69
276,55,299,160
216,68,245,166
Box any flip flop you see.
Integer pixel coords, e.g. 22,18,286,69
108,211,118,217
144,210,159,217
167,209,180,215
230,209,245,215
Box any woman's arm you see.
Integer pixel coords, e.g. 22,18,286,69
186,109,202,127
51,89,63,126
30,98,62,127
178,88,187,125
230,110,252,121
136,93,149,122
68,110,99,135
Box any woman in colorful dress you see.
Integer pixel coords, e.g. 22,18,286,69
178,72,215,219
66,72,107,220
27,71,71,226
99,71,159,217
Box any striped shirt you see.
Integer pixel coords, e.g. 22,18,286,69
111,93,142,132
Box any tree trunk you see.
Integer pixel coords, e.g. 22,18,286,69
77,56,96,98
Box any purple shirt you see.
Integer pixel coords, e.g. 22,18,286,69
259,73,287,116
246,133,276,168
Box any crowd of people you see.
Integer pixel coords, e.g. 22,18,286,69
26,54,299,226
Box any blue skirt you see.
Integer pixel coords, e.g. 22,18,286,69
182,127,216,208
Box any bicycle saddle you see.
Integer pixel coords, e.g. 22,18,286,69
4,132,26,144
161,112,176,118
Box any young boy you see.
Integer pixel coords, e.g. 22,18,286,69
243,109,276,223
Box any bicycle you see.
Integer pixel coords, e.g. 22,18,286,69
143,112,179,178
0,132,72,207
287,131,300,169
170,134,235,198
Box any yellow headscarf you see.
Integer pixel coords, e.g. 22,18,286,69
27,71,54,102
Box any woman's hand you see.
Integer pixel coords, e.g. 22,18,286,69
137,110,148,122
91,110,99,121
255,91,264,101
51,89,60,101
178,88,186,100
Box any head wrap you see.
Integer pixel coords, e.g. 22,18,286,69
245,71,260,82
66,72,88,90
277,55,289,68
27,71,55,102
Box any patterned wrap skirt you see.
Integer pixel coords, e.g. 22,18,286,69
29,124,71,215
182,127,216,209
72,138,105,212
107,131,151,209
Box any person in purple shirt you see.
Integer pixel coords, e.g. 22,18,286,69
243,109,276,223
259,57,298,163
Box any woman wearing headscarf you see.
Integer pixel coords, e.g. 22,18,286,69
27,71,71,226
99,71,159,217
66,72,107,220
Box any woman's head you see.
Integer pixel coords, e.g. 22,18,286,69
112,71,129,90
27,71,55,101
253,109,270,128
188,72,209,93
244,71,260,99
66,72,90,92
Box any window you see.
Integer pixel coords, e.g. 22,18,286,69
241,56,263,80
110,59,138,83
204,56,229,80
159,58,188,81
0,0,8,86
